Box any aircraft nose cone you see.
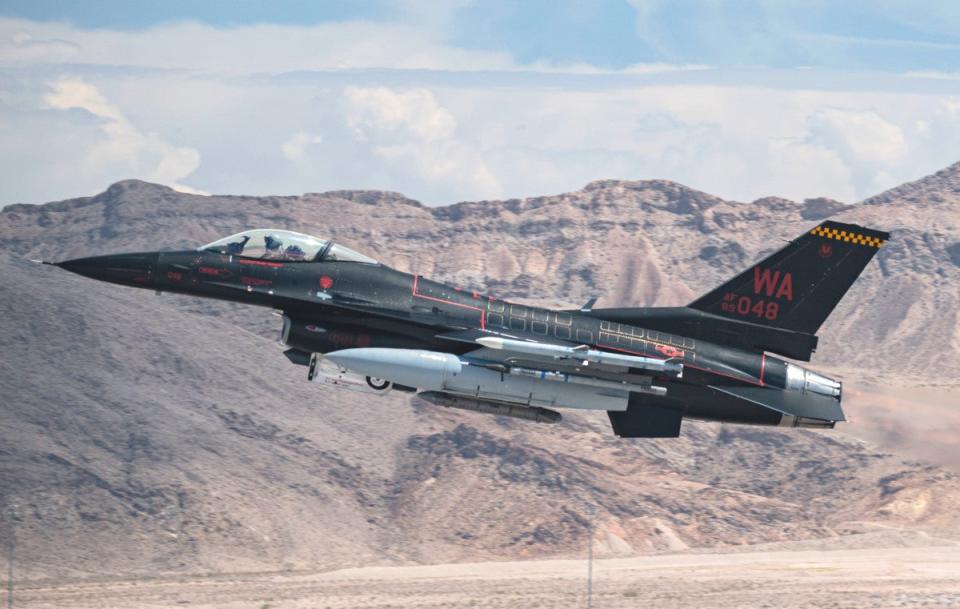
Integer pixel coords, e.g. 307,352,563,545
57,252,158,288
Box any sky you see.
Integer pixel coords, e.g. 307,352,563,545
1,1,960,206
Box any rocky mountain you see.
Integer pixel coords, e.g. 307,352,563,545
1,164,959,580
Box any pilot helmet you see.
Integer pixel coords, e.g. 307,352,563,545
264,235,283,250
286,244,305,259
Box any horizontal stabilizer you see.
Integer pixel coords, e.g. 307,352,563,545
709,385,845,422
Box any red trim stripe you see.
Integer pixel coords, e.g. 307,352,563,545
412,275,486,330
602,344,763,386
239,259,284,268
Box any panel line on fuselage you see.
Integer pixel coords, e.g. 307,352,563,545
408,272,765,389
412,275,488,330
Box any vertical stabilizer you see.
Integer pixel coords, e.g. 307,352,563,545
688,221,889,335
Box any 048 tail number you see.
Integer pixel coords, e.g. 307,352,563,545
721,293,780,320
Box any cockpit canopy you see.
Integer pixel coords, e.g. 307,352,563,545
199,229,378,264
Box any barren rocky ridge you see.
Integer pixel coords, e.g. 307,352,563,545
1,163,959,579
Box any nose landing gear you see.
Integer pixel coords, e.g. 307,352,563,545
365,376,393,392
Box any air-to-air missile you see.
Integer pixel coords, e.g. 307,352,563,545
46,221,888,437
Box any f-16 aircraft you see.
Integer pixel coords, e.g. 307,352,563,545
47,220,888,437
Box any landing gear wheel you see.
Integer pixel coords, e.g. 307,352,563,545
365,376,392,392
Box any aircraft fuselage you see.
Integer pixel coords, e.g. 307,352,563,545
56,245,844,434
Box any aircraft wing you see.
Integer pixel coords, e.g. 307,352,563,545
608,384,844,438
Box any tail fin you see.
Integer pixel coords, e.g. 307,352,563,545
689,221,889,335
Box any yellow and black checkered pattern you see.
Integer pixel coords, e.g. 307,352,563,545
810,226,885,248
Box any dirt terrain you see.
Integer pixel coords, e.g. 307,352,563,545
14,539,960,609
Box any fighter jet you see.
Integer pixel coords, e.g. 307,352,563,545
48,220,888,437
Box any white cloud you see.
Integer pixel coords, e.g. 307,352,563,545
41,76,201,193
905,70,960,81
763,140,856,202
807,108,907,166
281,131,323,161
374,140,500,199
43,76,124,122
625,1,960,70
0,18,519,73
941,98,960,116
345,87,457,142
0,16,706,76
4,30,80,62
344,87,500,200
152,147,202,187
1,17,960,207
439,85,951,203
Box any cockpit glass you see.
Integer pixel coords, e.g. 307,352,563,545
199,229,378,264
200,230,327,261
325,243,379,264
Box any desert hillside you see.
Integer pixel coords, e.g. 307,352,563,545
1,164,959,579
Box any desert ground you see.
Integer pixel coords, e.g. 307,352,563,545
12,538,960,609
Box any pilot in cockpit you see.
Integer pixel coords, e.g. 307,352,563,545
263,235,284,259
200,230,378,264
224,235,250,255
284,245,306,260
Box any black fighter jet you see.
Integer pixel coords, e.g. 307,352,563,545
48,221,888,437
